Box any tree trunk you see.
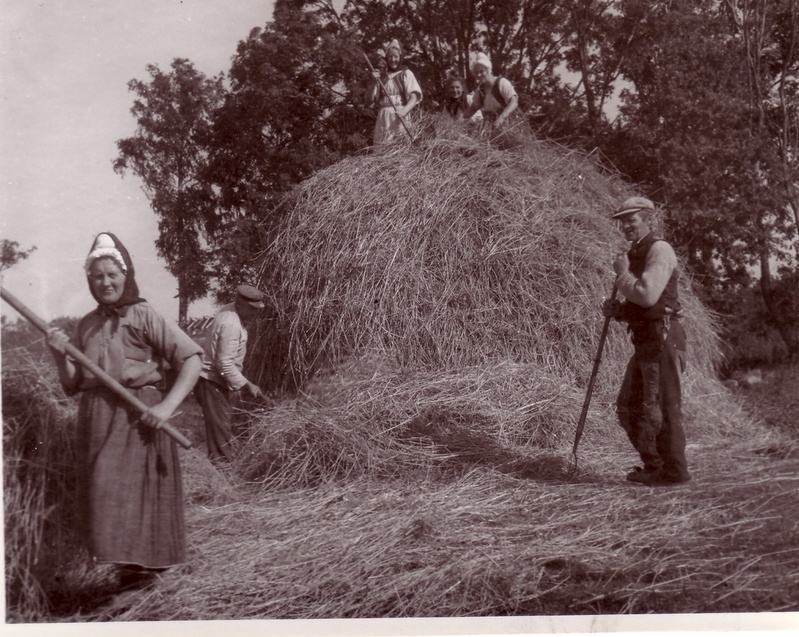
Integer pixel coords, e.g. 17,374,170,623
758,248,799,361
570,0,599,132
178,278,189,329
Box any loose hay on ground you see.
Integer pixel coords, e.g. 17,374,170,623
2,350,84,621
115,435,799,620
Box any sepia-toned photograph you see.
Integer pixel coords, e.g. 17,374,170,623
2,1,798,635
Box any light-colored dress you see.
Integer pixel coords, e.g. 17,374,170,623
373,67,423,145
70,302,202,568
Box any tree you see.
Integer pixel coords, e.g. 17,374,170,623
203,0,373,291
607,1,771,278
721,0,799,357
0,239,36,273
114,58,226,325
604,0,798,356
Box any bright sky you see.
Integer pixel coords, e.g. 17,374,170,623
1,0,275,323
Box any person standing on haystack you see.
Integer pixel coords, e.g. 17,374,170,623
195,284,267,463
602,197,691,487
441,74,471,121
364,39,422,145
46,232,203,590
466,52,518,127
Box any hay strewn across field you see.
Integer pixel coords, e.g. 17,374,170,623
87,432,799,621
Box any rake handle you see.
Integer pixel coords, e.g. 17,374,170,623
1,286,192,449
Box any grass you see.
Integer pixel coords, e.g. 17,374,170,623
731,363,799,440
64,429,799,622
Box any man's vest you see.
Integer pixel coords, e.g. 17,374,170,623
622,232,681,324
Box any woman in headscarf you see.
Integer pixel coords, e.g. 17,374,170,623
466,52,518,127
364,39,423,145
46,232,202,590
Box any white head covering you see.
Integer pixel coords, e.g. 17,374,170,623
84,232,128,274
471,52,492,74
385,39,402,57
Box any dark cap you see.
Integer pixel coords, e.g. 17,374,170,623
236,284,265,309
612,196,655,219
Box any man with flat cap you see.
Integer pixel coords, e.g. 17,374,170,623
195,284,267,462
602,197,690,486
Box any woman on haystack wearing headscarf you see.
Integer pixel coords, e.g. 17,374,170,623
47,232,202,591
364,39,423,145
466,52,518,127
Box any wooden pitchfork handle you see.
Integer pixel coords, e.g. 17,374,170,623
571,285,618,460
363,51,416,144
1,286,193,449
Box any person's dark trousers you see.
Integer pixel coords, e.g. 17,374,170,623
616,321,689,481
194,377,238,462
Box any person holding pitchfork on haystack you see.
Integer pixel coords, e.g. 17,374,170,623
45,232,203,592
364,39,423,146
602,197,691,487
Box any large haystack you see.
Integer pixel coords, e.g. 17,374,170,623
253,120,718,386
242,119,724,485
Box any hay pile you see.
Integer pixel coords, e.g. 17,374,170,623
233,360,587,488
2,348,83,620
254,120,719,387
241,120,725,487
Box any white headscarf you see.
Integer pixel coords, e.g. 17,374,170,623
84,233,128,275
471,52,492,74
385,39,402,57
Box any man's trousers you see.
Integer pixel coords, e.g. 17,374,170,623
616,321,689,481
194,378,240,462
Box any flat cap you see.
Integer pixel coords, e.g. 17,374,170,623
236,284,265,309
612,196,655,219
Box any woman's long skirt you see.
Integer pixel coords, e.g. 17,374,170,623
77,385,186,568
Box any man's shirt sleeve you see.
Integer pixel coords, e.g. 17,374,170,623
212,317,248,390
499,77,518,103
616,241,677,308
